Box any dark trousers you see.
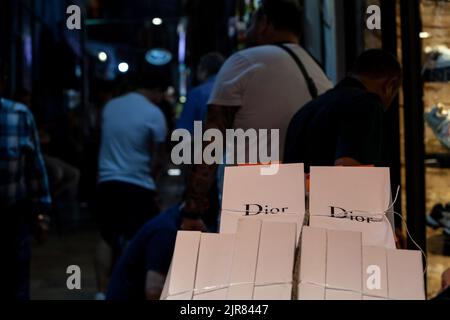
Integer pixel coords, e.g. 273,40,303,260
95,181,160,249
5,204,32,300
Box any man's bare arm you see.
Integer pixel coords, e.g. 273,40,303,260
182,105,238,225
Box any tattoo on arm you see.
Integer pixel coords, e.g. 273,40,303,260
184,105,239,216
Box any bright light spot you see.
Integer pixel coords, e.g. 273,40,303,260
179,96,187,104
152,17,163,26
420,32,431,39
98,52,108,62
167,169,182,177
167,86,175,96
118,62,129,73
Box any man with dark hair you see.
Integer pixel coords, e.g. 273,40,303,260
176,52,225,134
1,60,52,300
284,49,402,170
248,0,303,46
181,0,331,231
94,68,170,299
197,53,226,83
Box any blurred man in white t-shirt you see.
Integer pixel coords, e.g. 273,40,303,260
181,0,332,231
94,69,169,299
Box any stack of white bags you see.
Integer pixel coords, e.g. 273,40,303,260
160,164,425,300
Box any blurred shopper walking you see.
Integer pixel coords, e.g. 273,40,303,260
1,61,52,300
94,69,170,300
15,88,81,231
176,52,225,133
284,49,401,171
181,0,332,232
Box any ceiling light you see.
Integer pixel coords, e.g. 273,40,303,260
98,51,108,62
152,17,163,26
118,62,129,73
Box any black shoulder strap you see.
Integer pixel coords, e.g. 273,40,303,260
275,44,319,99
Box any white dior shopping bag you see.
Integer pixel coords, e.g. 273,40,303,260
222,219,298,301
309,167,396,249
220,164,306,240
298,227,425,300
161,231,236,301
253,221,297,300
161,231,202,300
226,219,262,300
193,233,236,300
163,219,297,301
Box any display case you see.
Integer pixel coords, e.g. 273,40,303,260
420,0,450,298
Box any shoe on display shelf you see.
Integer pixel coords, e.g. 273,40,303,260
427,203,450,230
423,45,450,82
425,103,450,150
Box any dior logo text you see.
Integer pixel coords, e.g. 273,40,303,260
330,207,379,224
245,204,289,216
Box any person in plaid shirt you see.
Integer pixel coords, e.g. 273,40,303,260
0,98,51,210
1,64,52,300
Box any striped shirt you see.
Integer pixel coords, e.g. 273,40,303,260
0,97,51,213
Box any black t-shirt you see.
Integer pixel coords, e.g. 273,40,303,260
284,77,384,171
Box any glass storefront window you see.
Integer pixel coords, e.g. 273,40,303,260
420,0,450,298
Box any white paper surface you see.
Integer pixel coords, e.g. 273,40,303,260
387,249,425,300
220,164,305,240
309,167,396,248
254,222,297,300
227,219,262,300
362,246,388,298
193,233,235,300
163,231,201,300
297,228,425,301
